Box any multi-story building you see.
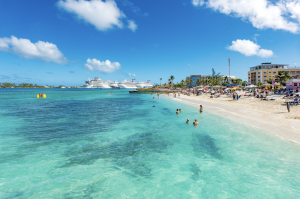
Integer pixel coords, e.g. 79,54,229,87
248,63,300,85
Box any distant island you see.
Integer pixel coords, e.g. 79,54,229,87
0,82,80,88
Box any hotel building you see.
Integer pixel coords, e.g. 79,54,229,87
248,63,300,85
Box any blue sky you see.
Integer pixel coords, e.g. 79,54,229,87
0,0,300,86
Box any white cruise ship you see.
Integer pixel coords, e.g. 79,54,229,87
118,79,137,89
136,81,147,88
110,81,119,88
144,80,154,88
98,82,111,89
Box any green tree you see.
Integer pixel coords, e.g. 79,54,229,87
266,78,273,84
196,78,200,86
257,81,262,88
160,78,162,87
170,75,175,86
275,71,291,86
242,81,247,86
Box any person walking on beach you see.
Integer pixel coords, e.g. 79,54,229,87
193,119,199,125
200,105,203,113
286,101,290,113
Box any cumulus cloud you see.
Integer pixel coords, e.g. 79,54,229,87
0,36,67,64
58,0,138,32
128,20,137,32
192,0,300,33
227,39,274,58
84,58,121,73
128,73,136,76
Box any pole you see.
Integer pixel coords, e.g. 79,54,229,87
228,58,230,83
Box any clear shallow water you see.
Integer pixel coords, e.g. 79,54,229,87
1,89,300,198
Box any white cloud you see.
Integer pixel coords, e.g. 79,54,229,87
128,20,137,32
227,39,274,58
192,0,300,33
84,58,121,73
58,0,137,32
0,36,67,64
128,73,136,76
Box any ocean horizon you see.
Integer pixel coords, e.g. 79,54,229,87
1,89,300,198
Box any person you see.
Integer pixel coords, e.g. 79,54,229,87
153,97,155,99
200,105,203,113
176,109,180,114
179,109,181,112
286,101,290,112
193,119,199,125
186,119,189,124
153,105,155,107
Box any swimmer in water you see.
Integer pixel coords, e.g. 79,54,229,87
179,109,181,112
153,97,155,99
153,105,155,107
193,119,199,125
186,119,189,124
200,105,203,113
176,109,180,114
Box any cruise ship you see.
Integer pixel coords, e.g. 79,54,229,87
118,79,137,89
83,77,111,89
136,80,153,88
110,81,119,88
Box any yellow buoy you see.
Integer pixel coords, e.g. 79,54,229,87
37,94,40,98
42,94,46,98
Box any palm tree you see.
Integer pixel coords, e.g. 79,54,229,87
160,78,162,87
242,81,247,86
196,78,200,86
275,71,292,86
170,75,175,86
266,78,273,84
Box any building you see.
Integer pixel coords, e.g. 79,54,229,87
221,75,239,84
286,79,300,90
248,63,300,85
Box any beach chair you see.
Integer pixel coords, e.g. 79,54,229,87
293,98,299,105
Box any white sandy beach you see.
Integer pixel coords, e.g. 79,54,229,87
167,92,300,144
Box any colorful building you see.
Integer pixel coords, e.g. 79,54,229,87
286,79,300,90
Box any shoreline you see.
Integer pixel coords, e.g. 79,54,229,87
165,94,300,145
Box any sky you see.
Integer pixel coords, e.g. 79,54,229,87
0,0,300,86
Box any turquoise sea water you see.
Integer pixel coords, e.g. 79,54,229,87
1,89,300,198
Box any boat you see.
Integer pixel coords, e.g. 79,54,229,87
118,79,137,89
110,81,119,88
144,80,154,88
61,86,66,88
98,82,111,89
136,81,147,88
83,77,104,88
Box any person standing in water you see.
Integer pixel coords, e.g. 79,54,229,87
193,119,199,125
176,109,180,114
186,119,189,124
200,105,203,113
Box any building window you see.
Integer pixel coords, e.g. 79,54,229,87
295,83,298,86
297,71,300,75
269,72,271,73
264,80,267,82
290,72,295,75
248,77,250,79
264,76,266,78
264,72,266,74
258,76,260,78
258,72,261,74
248,74,250,76
273,72,276,74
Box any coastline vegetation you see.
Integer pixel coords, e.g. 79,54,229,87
0,82,78,88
